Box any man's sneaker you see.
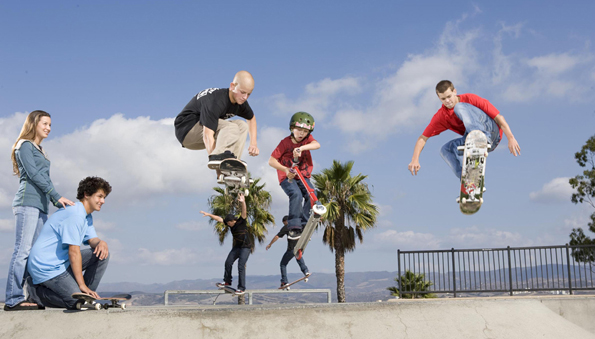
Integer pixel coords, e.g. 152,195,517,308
216,282,231,288
234,289,245,296
280,282,288,289
208,151,236,167
304,272,311,278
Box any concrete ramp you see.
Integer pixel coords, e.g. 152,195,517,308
1,296,595,338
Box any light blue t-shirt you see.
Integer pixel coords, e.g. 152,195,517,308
28,202,98,284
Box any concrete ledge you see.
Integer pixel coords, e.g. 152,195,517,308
2,296,595,339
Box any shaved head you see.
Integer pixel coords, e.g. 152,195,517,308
229,70,254,105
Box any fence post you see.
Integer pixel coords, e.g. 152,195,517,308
397,249,401,299
164,291,169,305
566,244,573,295
451,248,457,298
507,246,513,296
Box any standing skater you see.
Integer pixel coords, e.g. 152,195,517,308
5,110,75,311
201,194,251,295
174,70,260,179
268,112,320,237
408,80,521,180
266,216,310,288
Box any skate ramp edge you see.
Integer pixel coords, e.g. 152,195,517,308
1,296,595,339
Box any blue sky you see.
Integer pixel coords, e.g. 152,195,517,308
1,0,594,284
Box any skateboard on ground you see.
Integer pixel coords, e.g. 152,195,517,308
279,273,312,290
288,158,327,260
216,159,253,196
457,130,490,215
71,292,131,310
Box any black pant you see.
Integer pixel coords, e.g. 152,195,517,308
224,247,250,291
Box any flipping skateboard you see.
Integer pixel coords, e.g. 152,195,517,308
71,292,131,310
457,130,490,215
279,273,312,290
216,159,252,196
288,158,327,260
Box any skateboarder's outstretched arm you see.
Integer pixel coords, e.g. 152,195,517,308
493,115,521,156
266,235,280,250
238,194,247,220
200,210,223,223
408,135,429,175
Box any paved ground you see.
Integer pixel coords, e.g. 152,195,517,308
1,296,595,339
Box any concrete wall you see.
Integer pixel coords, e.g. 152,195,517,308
2,296,595,339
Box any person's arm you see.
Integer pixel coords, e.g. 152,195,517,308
202,126,216,155
238,194,247,219
68,245,99,298
408,135,429,175
266,235,280,250
493,115,521,156
200,211,223,223
247,117,259,156
88,237,109,260
268,156,295,180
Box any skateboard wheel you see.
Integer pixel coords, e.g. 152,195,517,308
286,286,291,291
241,176,246,185
224,187,229,195
480,198,483,203
244,189,249,196
456,197,460,203
461,197,467,204
76,301,83,310
305,278,309,283
94,303,102,310
121,303,126,310
218,174,224,182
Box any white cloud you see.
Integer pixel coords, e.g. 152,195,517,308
175,220,208,232
135,247,218,266
372,229,442,250
529,177,574,203
0,219,14,233
448,226,526,248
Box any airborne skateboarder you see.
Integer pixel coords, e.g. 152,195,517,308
408,80,521,181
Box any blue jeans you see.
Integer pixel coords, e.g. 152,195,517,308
280,177,313,229
224,247,250,291
440,103,501,179
5,206,47,307
280,247,309,284
32,248,110,309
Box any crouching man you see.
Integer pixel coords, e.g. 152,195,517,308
27,176,112,309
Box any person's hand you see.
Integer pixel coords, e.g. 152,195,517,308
79,285,100,299
408,160,421,176
58,197,75,207
266,244,271,250
248,144,259,156
292,148,302,159
508,138,521,156
285,168,296,180
200,211,209,217
93,240,109,260
238,194,245,203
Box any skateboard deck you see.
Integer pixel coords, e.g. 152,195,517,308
292,203,326,259
279,274,312,290
217,159,252,196
71,292,131,310
215,283,238,296
457,130,489,215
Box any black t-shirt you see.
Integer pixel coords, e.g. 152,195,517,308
276,225,297,251
174,88,254,145
231,217,253,249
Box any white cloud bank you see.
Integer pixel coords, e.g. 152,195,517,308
529,177,574,203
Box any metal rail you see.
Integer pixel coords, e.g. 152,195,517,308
164,289,332,305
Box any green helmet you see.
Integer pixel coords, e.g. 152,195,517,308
289,112,315,132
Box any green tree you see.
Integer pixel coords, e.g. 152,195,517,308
569,135,595,261
312,160,378,303
387,270,437,299
206,177,274,304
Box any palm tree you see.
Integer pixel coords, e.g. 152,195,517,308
387,270,437,299
312,160,378,303
207,177,274,247
207,177,274,305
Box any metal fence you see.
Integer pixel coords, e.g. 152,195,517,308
396,244,595,298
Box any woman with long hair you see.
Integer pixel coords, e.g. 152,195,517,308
4,110,75,311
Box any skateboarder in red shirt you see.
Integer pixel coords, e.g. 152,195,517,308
268,112,321,237
408,80,521,180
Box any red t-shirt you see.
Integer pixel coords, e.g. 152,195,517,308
271,134,316,183
422,93,503,139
